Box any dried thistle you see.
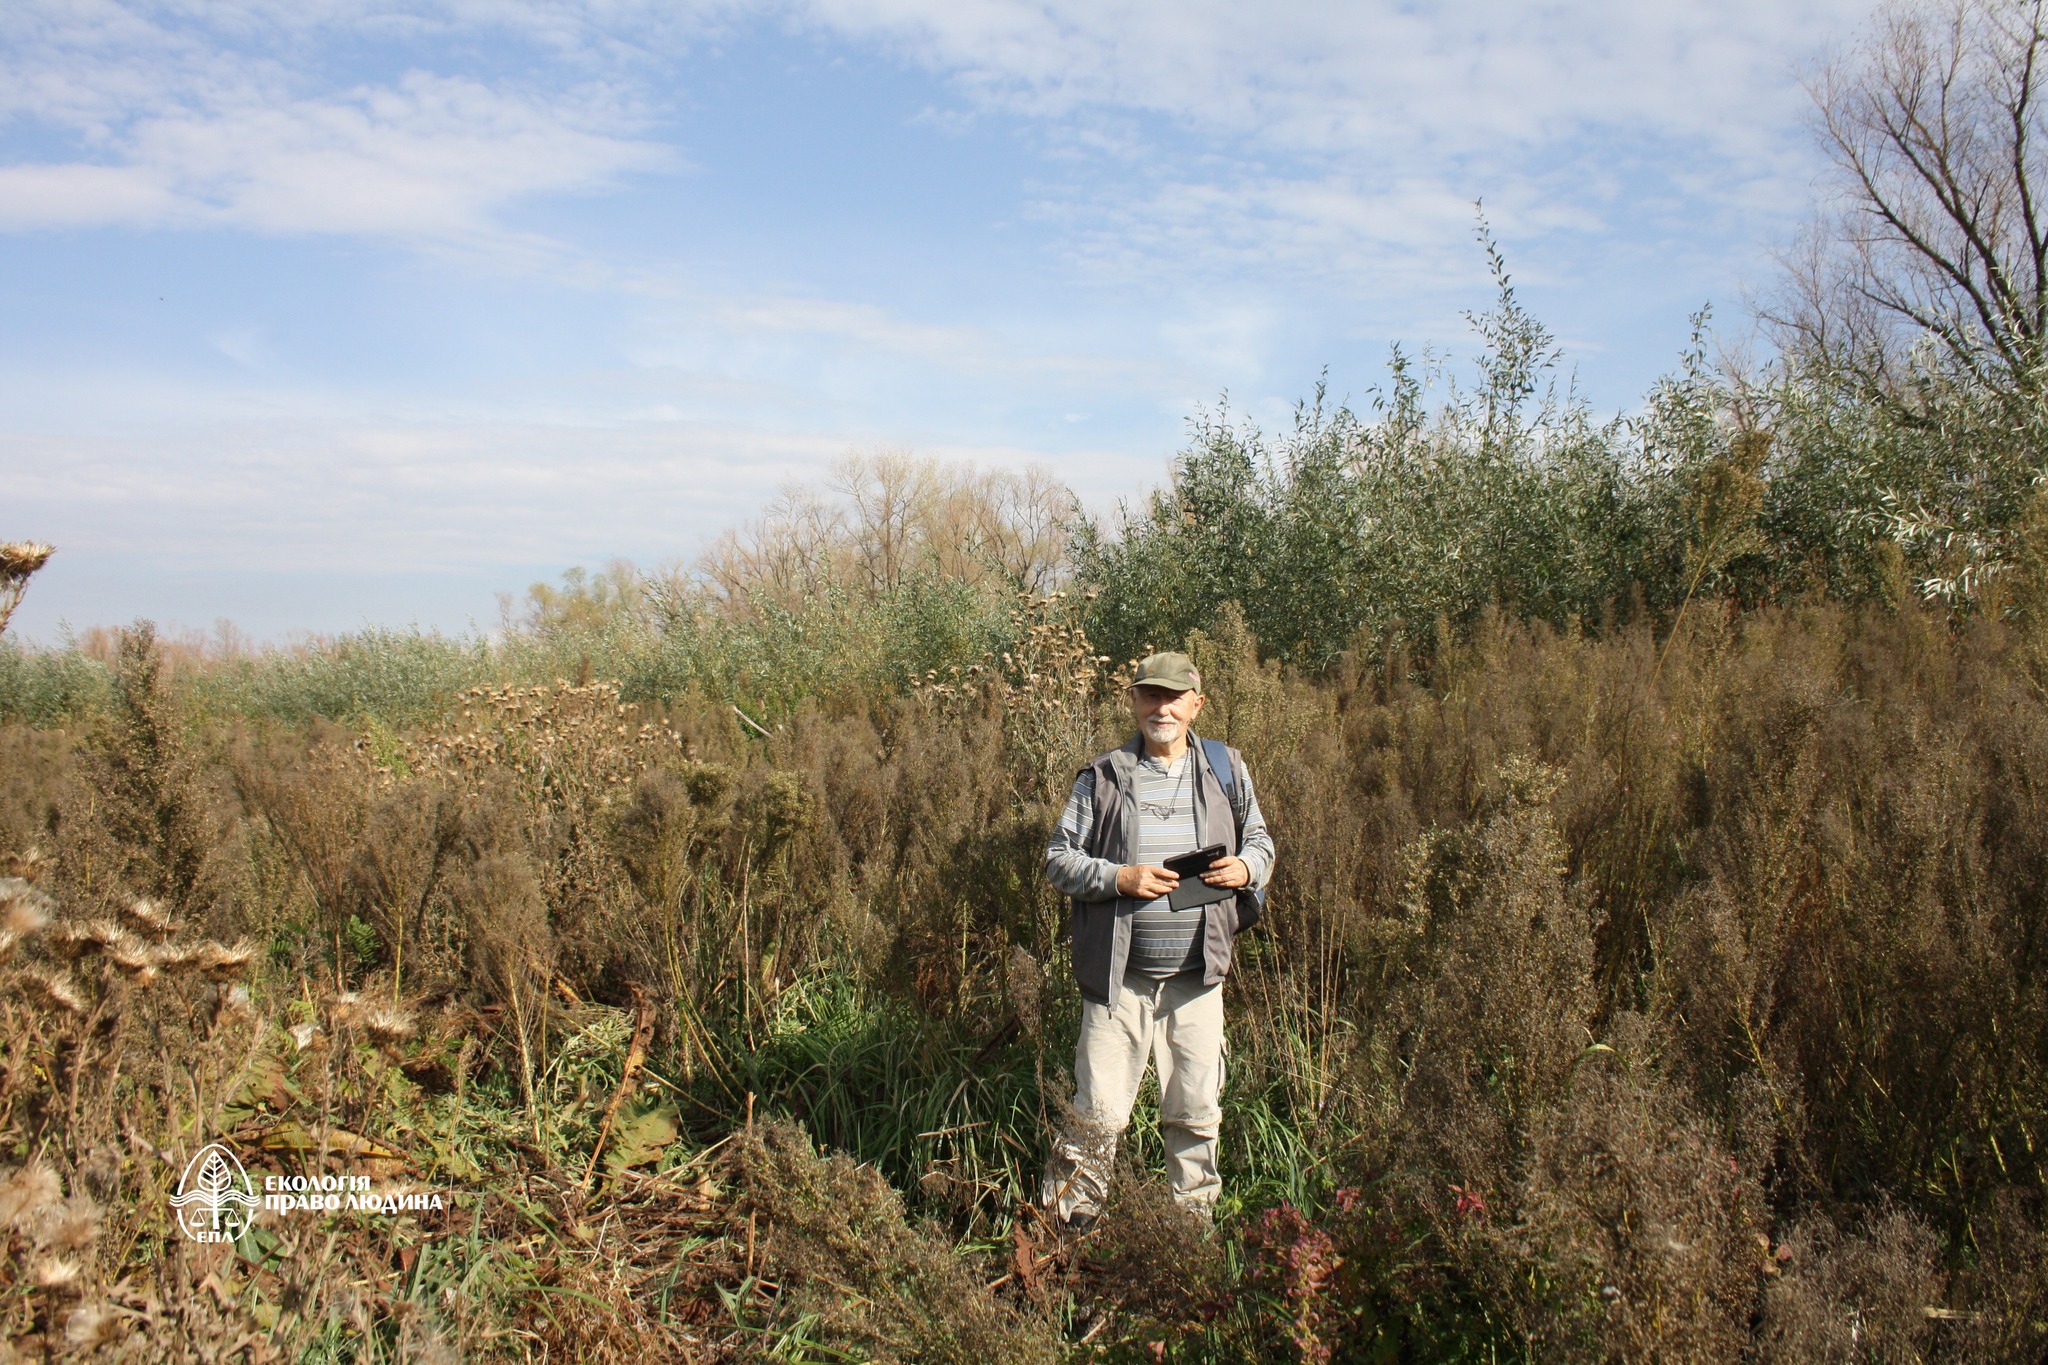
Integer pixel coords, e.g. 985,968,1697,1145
0,1165,62,1233
46,1196,100,1252
33,1258,80,1293
64,1302,119,1349
0,542,53,581
0,877,51,936
22,968,85,1016
0,848,45,883
193,939,256,979
149,942,200,973
0,542,53,638
47,919,135,960
105,943,158,981
120,898,174,940
215,983,256,1025
362,1005,418,1045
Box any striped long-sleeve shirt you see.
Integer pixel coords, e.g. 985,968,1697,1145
1045,747,1275,978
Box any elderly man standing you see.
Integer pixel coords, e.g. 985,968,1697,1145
1040,651,1275,1231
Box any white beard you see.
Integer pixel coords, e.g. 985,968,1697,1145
1140,717,1181,744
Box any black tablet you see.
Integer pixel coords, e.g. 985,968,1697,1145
1161,845,1233,911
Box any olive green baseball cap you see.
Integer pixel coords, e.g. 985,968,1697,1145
1131,651,1201,692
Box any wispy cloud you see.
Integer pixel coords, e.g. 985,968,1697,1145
0,1,680,241
792,0,1874,295
0,79,669,237
2,0,1871,264
796,0,1864,158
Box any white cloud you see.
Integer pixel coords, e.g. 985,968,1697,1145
0,161,174,225
0,76,669,238
0,2,678,240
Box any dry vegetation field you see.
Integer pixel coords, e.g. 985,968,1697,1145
2,578,2047,1361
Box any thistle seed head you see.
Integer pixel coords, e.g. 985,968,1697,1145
0,848,45,883
34,1257,81,1292
194,939,256,978
0,1164,62,1232
105,944,158,981
49,920,135,959
149,942,200,973
362,1005,417,1045
0,543,54,582
0,878,51,936
24,969,85,1016
64,1302,118,1349
215,983,256,1024
48,1196,101,1252
120,898,174,940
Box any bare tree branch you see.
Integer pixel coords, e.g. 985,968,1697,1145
1773,0,2048,402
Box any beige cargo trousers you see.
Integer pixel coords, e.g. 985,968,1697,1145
1040,968,1225,1220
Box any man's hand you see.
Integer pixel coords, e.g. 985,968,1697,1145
1116,864,1180,899
1199,856,1251,889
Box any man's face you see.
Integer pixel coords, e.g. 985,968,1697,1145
1130,683,1205,748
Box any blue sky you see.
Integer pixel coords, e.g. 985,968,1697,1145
1,0,1875,641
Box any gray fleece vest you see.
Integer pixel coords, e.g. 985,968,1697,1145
1070,733,1247,1006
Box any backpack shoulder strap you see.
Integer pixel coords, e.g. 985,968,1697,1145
1200,737,1246,830
1200,736,1266,918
